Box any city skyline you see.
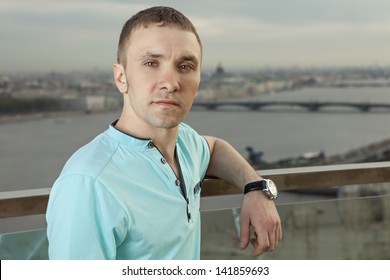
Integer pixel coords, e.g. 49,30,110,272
1,0,390,73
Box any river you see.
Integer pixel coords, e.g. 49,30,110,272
1,86,390,192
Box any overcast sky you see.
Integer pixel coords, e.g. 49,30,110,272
1,0,390,73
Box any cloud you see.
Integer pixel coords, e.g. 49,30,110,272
196,15,390,69
0,0,150,71
1,0,390,72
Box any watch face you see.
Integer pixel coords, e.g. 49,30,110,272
266,179,278,197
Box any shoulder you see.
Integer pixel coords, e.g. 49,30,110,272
178,122,207,146
60,130,119,179
177,123,210,178
178,122,210,158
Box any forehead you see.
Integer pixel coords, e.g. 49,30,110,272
126,25,202,60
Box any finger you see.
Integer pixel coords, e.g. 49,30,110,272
251,237,257,247
275,223,282,245
272,223,283,250
279,223,283,241
268,221,282,251
251,241,266,256
266,231,276,252
251,231,269,257
239,216,250,250
274,229,279,248
268,228,276,251
250,237,263,256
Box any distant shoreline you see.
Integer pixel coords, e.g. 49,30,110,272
0,110,107,124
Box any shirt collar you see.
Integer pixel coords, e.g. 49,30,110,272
106,120,152,150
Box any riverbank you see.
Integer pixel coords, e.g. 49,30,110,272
0,110,108,124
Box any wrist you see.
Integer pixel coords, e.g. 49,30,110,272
244,179,278,200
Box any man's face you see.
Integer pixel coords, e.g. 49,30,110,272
118,25,202,131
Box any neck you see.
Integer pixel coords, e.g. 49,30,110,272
116,113,178,156
116,112,182,178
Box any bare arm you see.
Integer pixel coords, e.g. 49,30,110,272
204,136,282,256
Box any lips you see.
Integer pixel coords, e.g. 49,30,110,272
153,99,180,107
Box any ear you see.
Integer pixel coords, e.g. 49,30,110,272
113,64,128,94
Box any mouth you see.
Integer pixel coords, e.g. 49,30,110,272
153,99,180,107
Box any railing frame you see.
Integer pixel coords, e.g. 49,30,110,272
1,161,390,221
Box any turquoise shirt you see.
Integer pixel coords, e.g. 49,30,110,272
46,122,210,259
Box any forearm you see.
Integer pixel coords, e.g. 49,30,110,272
204,136,263,190
204,136,282,256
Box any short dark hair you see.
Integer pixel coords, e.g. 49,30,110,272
117,6,202,68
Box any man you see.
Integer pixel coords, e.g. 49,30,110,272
46,6,282,260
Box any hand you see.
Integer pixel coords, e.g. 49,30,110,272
239,190,282,256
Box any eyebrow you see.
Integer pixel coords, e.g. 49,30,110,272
181,55,200,66
139,52,200,66
139,52,163,60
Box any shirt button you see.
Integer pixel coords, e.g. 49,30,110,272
161,157,167,164
147,142,154,149
175,179,181,186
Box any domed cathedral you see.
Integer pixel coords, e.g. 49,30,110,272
213,61,225,78
0,75,10,88
0,75,11,96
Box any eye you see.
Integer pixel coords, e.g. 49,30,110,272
179,64,195,72
144,61,158,67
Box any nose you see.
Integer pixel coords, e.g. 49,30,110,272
159,66,180,93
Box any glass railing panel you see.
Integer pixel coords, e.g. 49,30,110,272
1,193,389,260
201,193,390,259
0,229,48,260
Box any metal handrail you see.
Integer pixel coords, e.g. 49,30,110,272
1,161,390,219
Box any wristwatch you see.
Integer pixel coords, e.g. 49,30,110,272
244,179,278,199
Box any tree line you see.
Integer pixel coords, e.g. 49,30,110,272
0,97,61,114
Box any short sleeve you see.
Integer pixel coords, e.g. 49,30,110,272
46,174,128,259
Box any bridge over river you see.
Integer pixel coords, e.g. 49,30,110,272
192,101,390,112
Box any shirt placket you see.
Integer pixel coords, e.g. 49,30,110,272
146,141,192,223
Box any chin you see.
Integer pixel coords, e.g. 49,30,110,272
150,113,184,129
150,118,181,129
